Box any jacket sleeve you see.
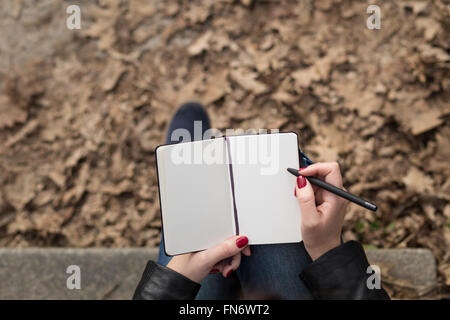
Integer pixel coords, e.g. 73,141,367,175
133,261,201,300
299,240,390,300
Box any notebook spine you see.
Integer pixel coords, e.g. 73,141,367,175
224,136,239,235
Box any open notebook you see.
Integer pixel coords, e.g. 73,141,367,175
155,132,302,256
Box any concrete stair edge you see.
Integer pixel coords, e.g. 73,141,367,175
0,247,437,299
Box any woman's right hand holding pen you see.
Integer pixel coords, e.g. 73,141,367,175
294,162,348,261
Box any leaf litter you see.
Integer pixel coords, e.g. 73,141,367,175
0,0,449,298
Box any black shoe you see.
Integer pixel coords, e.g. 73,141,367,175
165,102,211,144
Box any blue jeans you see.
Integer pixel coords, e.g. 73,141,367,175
157,102,313,300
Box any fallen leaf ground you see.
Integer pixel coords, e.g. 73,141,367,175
0,0,449,299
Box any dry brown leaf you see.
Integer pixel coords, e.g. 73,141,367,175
84,1,121,51
240,0,253,7
292,52,346,88
32,189,54,207
200,70,230,105
307,135,340,162
415,18,442,41
437,178,450,201
4,172,39,211
100,60,127,92
427,127,450,176
272,90,297,104
395,100,444,135
400,1,429,15
32,208,69,234
163,2,180,16
346,91,383,118
188,31,212,56
102,179,133,196
439,263,450,286
291,66,321,88
62,163,89,205
125,0,157,29
402,166,434,194
47,168,66,189
65,147,88,169
315,0,334,11
0,95,27,129
6,211,33,234
183,4,210,24
229,68,269,95
418,43,450,63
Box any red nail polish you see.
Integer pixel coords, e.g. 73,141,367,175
236,236,248,248
294,187,297,197
298,166,308,171
226,270,233,278
297,176,307,188
209,269,219,274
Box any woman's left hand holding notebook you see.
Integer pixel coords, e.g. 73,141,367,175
167,235,251,283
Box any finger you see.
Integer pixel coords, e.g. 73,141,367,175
201,235,249,268
242,246,251,257
298,162,343,187
208,265,222,274
312,184,324,204
312,184,320,193
222,253,241,278
210,255,236,274
295,175,320,225
210,256,231,273
210,260,225,274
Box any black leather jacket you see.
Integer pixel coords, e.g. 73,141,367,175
133,241,390,300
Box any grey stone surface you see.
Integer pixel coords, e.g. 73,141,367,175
366,248,437,296
0,248,158,299
0,247,437,299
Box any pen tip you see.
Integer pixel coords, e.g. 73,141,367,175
287,168,300,176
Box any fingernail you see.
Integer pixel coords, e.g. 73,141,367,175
297,176,307,189
225,270,233,278
298,166,308,171
236,236,248,248
209,269,219,274
294,187,297,197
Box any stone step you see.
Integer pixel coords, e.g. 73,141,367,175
365,248,437,297
0,247,437,299
0,248,158,299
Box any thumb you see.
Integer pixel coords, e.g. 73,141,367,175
295,175,319,224
202,235,249,267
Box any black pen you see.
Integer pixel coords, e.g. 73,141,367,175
287,168,377,212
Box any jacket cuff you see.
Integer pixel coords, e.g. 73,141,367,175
299,241,389,300
133,261,201,300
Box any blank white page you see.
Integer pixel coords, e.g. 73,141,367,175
156,138,235,256
227,133,302,244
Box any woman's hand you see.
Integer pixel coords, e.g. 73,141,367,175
167,235,251,283
294,162,348,261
